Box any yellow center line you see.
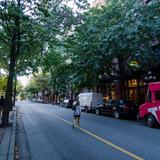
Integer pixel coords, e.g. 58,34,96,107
40,110,144,160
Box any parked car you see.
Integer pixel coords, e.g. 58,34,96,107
95,99,137,119
37,98,43,103
61,99,73,108
74,92,103,112
139,82,160,128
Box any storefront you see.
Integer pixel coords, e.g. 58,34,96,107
97,80,121,101
126,79,145,104
98,77,146,104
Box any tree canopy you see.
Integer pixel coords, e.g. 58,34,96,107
0,0,90,126
1,0,160,113
65,0,160,90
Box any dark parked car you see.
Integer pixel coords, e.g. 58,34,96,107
95,99,138,119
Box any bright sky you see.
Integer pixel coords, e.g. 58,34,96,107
17,75,32,87
67,0,95,10
18,0,95,87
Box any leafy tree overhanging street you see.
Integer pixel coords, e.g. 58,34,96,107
0,0,89,126
0,0,160,125
0,0,160,159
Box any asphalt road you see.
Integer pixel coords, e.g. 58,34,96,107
17,101,160,160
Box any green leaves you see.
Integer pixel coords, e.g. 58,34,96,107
65,0,160,91
2,0,159,97
0,76,7,95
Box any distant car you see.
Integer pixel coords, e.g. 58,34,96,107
37,99,43,103
61,99,73,108
95,99,137,119
32,98,36,102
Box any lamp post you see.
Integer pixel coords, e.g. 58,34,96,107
144,71,157,86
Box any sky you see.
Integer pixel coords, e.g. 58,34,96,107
18,0,95,87
67,0,95,9
17,75,32,87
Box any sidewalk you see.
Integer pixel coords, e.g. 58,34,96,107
0,108,16,160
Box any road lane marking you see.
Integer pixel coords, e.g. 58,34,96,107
40,110,144,160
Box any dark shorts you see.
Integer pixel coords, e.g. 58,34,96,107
74,115,80,118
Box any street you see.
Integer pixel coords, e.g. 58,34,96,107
16,101,160,160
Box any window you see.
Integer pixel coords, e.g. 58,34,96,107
155,91,160,100
128,79,138,87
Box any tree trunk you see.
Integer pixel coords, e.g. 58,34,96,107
0,0,20,127
118,57,125,99
119,74,125,99
13,75,17,107
1,50,16,127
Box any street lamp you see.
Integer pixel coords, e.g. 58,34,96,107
98,74,102,79
144,71,157,85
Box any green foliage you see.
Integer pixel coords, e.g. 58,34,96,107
19,91,27,100
25,73,49,95
0,0,89,74
5,0,160,97
0,76,7,96
0,75,22,96
66,0,160,91
0,0,89,103
100,0,160,71
16,80,23,95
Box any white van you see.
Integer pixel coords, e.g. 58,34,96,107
75,92,103,112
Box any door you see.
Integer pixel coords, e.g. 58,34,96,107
153,90,160,123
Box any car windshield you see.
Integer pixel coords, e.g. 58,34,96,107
119,100,134,106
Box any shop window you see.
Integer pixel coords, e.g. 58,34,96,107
139,80,145,86
155,91,160,100
129,89,137,101
128,79,137,87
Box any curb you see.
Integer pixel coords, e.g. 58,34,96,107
0,107,16,160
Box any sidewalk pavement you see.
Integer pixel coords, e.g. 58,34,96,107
0,107,16,160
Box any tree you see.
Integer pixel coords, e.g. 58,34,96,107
65,0,160,98
0,0,46,126
66,0,137,90
0,0,89,126
100,0,160,98
66,8,106,90
25,74,48,97
41,45,73,99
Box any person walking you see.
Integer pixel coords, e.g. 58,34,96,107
72,101,81,128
